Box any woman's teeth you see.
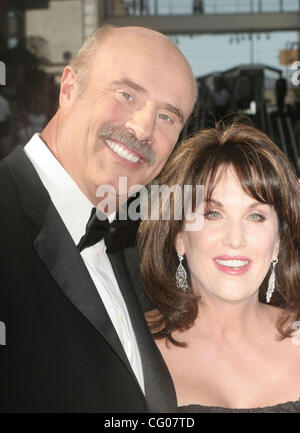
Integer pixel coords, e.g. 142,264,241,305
106,139,140,163
215,259,249,268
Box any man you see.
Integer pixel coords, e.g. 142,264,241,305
0,25,196,412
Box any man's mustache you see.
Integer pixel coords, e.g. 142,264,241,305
99,125,156,166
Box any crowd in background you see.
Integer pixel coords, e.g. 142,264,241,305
0,66,58,159
195,70,288,118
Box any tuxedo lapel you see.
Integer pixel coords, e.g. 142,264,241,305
108,249,177,412
4,146,134,376
34,204,133,372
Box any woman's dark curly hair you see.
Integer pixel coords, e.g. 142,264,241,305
138,121,300,346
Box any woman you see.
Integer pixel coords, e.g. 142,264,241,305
138,122,300,413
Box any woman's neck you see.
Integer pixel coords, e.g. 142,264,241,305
190,293,279,343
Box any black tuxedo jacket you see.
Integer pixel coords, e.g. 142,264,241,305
0,146,177,413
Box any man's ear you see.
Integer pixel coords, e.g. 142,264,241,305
59,65,78,111
175,232,185,256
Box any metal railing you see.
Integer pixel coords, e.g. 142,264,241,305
103,0,300,17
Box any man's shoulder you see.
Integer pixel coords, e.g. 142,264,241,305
0,150,30,211
0,158,19,205
0,145,37,190
0,158,13,185
0,94,9,106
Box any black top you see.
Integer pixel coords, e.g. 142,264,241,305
178,400,300,413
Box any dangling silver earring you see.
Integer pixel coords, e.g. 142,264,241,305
176,254,188,292
266,258,278,303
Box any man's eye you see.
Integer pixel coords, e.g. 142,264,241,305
204,210,222,220
157,113,172,123
248,213,266,222
119,91,134,102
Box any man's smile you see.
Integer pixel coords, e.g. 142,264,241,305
105,138,145,166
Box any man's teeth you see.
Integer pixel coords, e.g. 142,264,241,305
216,259,249,268
106,140,140,163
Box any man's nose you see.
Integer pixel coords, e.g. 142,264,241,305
222,221,246,249
125,102,156,143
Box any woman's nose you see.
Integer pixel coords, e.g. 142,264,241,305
222,221,246,249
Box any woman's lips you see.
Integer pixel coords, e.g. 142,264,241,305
213,255,252,275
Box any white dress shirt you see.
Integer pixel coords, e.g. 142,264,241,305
24,134,145,393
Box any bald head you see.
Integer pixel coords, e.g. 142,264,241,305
71,25,197,110
112,26,193,75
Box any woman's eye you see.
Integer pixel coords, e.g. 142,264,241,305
248,213,266,222
204,210,222,220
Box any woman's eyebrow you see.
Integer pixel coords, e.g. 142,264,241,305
248,201,267,209
205,199,223,207
206,199,267,209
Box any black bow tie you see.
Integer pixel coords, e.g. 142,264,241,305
77,207,139,254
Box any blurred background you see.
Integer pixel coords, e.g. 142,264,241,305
0,0,300,174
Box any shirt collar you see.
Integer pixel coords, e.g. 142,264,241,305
24,133,95,245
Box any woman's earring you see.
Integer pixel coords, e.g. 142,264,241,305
176,254,188,292
266,258,278,303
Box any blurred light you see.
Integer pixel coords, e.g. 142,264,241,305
245,100,257,115
7,37,18,49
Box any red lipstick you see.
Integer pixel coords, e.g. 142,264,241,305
213,255,252,276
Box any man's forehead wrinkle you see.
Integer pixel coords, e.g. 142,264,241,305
89,87,111,104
